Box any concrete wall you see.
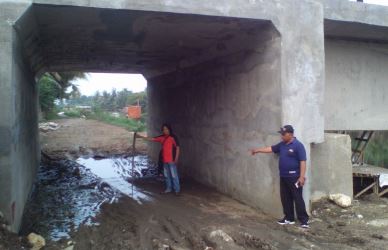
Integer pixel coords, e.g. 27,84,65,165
325,39,388,130
310,133,353,201
0,3,40,231
148,24,284,217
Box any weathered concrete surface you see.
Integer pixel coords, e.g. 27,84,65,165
0,2,40,232
4,0,388,232
148,23,284,216
325,39,388,130
321,0,388,27
310,133,353,202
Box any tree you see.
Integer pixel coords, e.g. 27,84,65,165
68,88,147,115
48,72,87,100
117,88,132,109
39,74,61,114
127,90,147,113
38,72,87,118
108,88,118,111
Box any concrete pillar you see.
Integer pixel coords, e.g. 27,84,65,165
310,133,353,201
277,1,325,212
0,1,39,232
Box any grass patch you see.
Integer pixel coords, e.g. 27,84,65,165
87,111,146,132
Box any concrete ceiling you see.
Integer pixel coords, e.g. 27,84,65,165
27,4,274,77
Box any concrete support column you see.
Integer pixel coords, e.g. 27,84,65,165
0,1,38,232
278,1,325,211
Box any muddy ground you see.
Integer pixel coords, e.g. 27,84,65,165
2,118,388,250
40,118,147,159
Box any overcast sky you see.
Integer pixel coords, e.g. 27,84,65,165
72,73,147,96
72,0,388,97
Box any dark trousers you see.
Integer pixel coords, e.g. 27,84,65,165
280,177,309,223
158,161,164,176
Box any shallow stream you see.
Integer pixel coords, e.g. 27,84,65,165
21,155,158,241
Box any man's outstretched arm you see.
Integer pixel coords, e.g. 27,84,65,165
250,146,273,155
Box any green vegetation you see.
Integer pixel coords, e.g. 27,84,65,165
38,71,147,132
87,110,146,132
68,88,148,131
38,72,86,120
363,133,388,168
63,109,82,118
68,88,147,113
38,74,61,119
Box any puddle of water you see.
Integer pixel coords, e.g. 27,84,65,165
76,155,156,203
21,155,157,241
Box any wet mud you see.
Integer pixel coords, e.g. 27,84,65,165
21,154,158,242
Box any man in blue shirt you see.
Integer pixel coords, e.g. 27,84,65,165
250,125,309,228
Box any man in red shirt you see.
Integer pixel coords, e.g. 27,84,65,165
136,124,181,195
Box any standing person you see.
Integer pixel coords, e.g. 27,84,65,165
250,125,309,228
137,124,181,195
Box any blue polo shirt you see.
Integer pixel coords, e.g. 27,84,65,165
271,138,306,177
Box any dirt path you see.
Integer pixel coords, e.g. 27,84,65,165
66,179,388,250
40,118,147,158
9,118,388,250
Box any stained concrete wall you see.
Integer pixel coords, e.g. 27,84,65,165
148,24,284,216
310,133,353,201
325,39,388,130
0,3,40,231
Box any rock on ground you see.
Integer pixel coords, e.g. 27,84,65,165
329,193,352,208
27,232,46,250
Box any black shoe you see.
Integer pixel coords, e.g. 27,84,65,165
174,192,181,196
277,218,295,225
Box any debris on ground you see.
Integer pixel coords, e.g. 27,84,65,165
39,122,60,132
27,232,46,250
209,229,233,242
0,216,28,249
367,218,388,227
329,193,352,208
